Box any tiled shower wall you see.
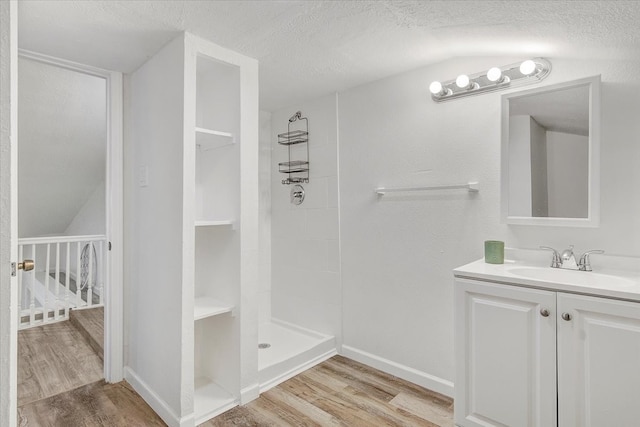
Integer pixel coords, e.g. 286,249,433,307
269,94,341,342
259,111,272,326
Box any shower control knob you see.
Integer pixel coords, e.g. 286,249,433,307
290,184,305,205
562,312,572,321
540,308,550,317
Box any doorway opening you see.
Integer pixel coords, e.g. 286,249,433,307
15,51,123,412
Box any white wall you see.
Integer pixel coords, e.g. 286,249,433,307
337,56,640,396
258,111,272,326
18,56,106,238
546,130,588,218
126,34,186,418
64,182,105,236
270,94,341,342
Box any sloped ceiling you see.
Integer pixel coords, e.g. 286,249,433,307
18,1,640,111
18,57,105,238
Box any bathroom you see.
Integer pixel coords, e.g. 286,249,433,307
3,2,640,426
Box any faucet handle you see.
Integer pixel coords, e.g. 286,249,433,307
578,249,604,271
540,246,562,268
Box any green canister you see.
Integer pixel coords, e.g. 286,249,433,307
484,240,505,264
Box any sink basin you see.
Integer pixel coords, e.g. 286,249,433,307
508,266,636,288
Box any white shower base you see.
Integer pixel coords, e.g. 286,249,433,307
258,319,336,392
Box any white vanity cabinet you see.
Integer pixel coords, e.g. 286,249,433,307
454,278,557,427
455,277,640,427
557,293,640,426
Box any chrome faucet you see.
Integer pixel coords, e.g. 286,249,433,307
560,245,578,270
540,245,604,271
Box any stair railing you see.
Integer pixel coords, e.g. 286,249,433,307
17,235,107,329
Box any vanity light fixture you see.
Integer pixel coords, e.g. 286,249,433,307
429,58,551,102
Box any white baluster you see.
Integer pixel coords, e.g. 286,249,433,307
98,240,104,305
76,241,82,308
87,242,93,307
55,242,60,320
29,244,36,326
18,244,23,327
64,242,70,319
44,243,50,323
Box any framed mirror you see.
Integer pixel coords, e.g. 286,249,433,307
501,75,600,227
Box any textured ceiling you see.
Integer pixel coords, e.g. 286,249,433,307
17,1,640,111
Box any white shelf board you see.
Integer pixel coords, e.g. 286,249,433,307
194,377,237,424
194,297,233,321
194,219,234,227
195,127,234,151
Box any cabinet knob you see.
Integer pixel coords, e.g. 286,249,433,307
562,312,572,321
540,308,550,317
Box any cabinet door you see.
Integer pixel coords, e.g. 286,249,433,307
558,293,640,427
455,278,557,427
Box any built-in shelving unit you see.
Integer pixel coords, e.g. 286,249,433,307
128,32,257,427
192,51,242,424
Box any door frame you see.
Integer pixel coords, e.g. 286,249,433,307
1,2,19,426
16,50,124,383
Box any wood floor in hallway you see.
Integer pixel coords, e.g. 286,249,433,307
18,319,103,406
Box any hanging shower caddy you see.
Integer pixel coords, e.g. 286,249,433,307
278,111,309,185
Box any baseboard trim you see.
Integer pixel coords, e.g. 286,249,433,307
259,348,337,394
124,366,194,427
240,383,260,405
340,345,454,398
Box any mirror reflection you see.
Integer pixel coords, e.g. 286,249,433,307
507,82,590,219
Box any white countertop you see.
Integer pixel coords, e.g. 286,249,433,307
454,249,640,302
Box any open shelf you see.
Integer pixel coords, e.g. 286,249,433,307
195,127,235,151
194,297,233,321
194,376,237,424
195,219,234,228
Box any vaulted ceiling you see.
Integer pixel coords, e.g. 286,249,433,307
18,1,640,111
18,57,105,237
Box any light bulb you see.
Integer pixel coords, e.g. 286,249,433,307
487,67,503,82
519,60,536,75
429,81,443,95
456,74,470,88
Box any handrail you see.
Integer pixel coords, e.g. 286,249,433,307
375,182,479,195
18,234,107,245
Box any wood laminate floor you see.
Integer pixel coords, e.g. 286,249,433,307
18,380,166,427
203,355,454,426
18,320,104,407
18,329,453,427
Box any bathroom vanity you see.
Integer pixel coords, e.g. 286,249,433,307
453,251,640,426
